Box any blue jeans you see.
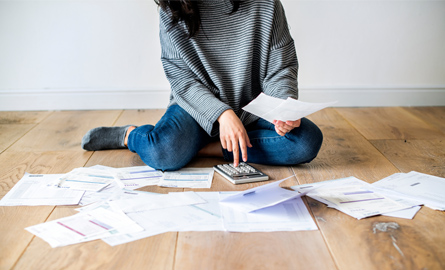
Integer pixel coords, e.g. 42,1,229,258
128,105,323,171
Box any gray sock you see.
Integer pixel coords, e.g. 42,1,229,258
81,125,133,151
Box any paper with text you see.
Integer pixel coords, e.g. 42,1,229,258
0,173,84,206
158,168,214,188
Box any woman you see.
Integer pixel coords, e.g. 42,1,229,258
82,0,323,171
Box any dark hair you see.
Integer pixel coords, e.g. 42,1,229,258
155,0,241,38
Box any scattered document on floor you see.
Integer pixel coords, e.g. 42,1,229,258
220,193,317,232
291,177,416,219
55,167,116,192
382,206,421,219
158,168,214,188
79,181,122,206
102,203,219,246
108,191,206,213
242,93,337,123
26,207,143,248
372,171,445,211
0,173,84,206
179,192,225,232
114,166,163,190
220,177,307,213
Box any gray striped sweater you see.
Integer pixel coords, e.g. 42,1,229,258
159,0,299,136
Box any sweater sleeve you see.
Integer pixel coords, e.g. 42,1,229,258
262,0,299,100
159,11,232,136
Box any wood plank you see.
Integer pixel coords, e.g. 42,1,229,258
335,107,444,140
403,106,445,134
8,110,122,152
176,158,337,270
291,109,418,270
371,140,445,177
308,198,445,270
0,151,91,270
0,111,53,153
175,231,336,270
114,109,166,126
296,108,400,183
0,124,34,153
0,111,51,125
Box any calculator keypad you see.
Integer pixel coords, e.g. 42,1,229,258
214,162,269,184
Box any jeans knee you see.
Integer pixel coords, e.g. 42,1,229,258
299,119,323,163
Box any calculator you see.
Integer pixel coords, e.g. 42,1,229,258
213,162,269,184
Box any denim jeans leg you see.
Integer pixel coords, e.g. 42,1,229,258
222,118,323,165
127,105,212,171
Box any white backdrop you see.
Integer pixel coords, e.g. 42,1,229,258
0,0,444,110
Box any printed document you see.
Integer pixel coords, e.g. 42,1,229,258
220,193,317,232
179,192,225,232
0,173,84,206
114,166,163,189
108,191,206,213
220,177,306,213
242,93,336,123
55,167,116,191
26,207,143,248
158,168,214,188
373,171,445,210
292,177,415,219
103,204,219,246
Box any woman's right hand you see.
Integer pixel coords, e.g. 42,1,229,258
218,110,252,167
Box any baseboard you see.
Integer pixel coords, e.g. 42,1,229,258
0,87,444,111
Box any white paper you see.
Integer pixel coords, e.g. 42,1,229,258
179,192,225,232
26,207,143,248
102,204,219,246
292,177,413,219
373,171,445,210
242,93,336,123
108,191,207,213
114,166,163,190
382,206,421,219
220,192,317,232
79,181,122,206
220,177,307,213
56,167,116,192
158,168,214,188
0,173,84,206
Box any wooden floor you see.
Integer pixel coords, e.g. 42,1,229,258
0,107,444,270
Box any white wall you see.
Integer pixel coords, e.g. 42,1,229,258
0,0,444,110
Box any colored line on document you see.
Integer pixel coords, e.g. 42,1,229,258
89,219,112,230
343,190,374,195
120,176,161,181
57,222,85,236
339,197,385,204
65,179,106,184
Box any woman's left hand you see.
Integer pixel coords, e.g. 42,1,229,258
273,119,301,136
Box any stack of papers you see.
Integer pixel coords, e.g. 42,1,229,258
242,93,337,123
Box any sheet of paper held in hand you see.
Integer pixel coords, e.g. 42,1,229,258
242,93,337,123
